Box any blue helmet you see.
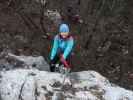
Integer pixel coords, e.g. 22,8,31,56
59,24,69,33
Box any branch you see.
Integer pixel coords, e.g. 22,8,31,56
84,34,93,49
110,21,127,34
25,14,42,33
17,12,34,32
39,0,49,38
7,0,13,7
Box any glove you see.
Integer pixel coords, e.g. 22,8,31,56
49,60,55,72
60,55,66,64
60,55,69,68
50,60,54,66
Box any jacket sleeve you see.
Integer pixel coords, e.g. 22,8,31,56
50,35,59,60
63,37,74,59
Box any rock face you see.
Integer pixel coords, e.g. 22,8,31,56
0,69,133,100
8,53,49,71
0,53,49,71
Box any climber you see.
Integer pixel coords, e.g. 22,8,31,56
49,23,74,72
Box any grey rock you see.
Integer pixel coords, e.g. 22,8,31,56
0,69,133,100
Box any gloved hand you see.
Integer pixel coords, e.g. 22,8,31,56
60,56,64,63
49,60,55,72
49,60,54,65
60,55,69,68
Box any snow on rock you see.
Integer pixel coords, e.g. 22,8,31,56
75,91,98,100
0,69,133,100
45,9,62,26
0,70,29,100
8,53,49,71
21,75,36,100
35,0,47,5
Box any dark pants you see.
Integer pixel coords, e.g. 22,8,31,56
50,52,71,72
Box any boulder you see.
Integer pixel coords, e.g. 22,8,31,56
0,69,133,100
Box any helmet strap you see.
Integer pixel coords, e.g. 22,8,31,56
59,34,70,40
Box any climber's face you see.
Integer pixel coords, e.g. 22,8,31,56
60,32,69,38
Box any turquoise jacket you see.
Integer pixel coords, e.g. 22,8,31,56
50,35,74,60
